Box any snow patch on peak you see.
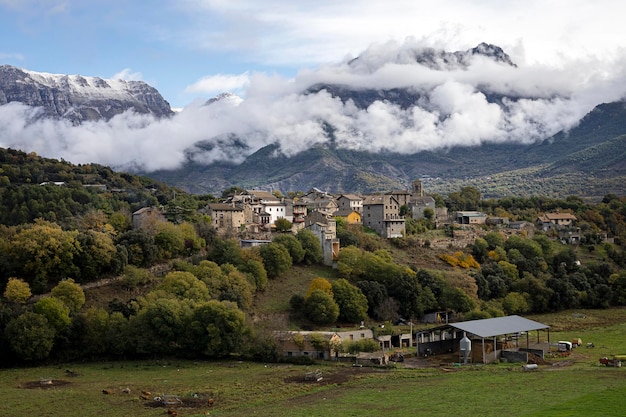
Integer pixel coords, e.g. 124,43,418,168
21,68,140,100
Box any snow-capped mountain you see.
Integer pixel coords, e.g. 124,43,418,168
0,65,173,123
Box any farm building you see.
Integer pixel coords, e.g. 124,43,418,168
274,329,374,360
415,315,550,364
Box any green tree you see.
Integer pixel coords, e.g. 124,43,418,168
5,312,56,361
131,297,191,355
116,229,158,267
3,277,31,304
51,278,85,313
75,230,117,281
77,307,110,357
440,287,476,314
356,280,388,319
272,234,305,263
297,229,323,265
332,279,368,323
502,292,530,314
185,300,248,357
218,265,254,310
259,242,292,278
484,231,505,250
33,297,71,332
305,289,339,325
152,271,210,303
274,218,293,233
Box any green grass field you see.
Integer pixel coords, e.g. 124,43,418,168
2,308,626,417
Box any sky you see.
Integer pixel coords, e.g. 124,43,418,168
1,0,626,172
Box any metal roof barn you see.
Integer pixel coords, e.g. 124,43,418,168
415,315,551,364
449,315,549,338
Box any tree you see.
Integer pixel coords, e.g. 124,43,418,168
484,231,505,250
131,297,191,355
272,234,305,263
306,278,333,299
259,242,292,278
5,312,56,361
51,279,85,313
274,218,293,233
332,279,368,323
153,271,210,303
75,230,117,281
305,289,339,325
33,297,71,332
116,229,158,267
502,292,530,314
218,265,254,310
3,278,31,304
297,229,323,265
7,219,81,291
185,300,248,357
356,280,388,319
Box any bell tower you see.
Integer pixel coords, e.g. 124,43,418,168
412,179,423,197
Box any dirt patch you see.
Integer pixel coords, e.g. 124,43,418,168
20,379,71,389
284,366,384,386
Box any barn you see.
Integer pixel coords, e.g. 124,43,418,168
415,315,550,364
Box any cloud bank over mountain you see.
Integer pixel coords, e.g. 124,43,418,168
2,40,626,172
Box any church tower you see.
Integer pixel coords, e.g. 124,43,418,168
412,179,423,197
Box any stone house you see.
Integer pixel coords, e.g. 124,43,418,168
362,194,405,238
336,194,363,213
132,207,166,231
537,212,577,230
306,219,340,267
206,203,245,234
390,190,412,207
410,196,436,220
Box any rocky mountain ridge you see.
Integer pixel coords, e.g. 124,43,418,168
0,65,173,123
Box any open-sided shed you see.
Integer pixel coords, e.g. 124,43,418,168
415,315,550,364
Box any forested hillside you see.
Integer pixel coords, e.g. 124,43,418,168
0,148,625,367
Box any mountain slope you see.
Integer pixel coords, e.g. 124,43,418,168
0,65,173,123
148,100,626,199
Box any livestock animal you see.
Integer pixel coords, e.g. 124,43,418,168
208,398,215,407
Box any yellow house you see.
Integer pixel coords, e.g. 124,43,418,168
333,209,362,224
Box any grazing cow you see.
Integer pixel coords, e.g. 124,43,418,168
208,398,215,407
102,389,114,395
167,409,178,416
121,387,131,394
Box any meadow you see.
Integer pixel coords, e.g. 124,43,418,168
2,308,626,417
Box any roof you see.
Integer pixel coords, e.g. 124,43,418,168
538,212,577,221
338,194,362,201
449,315,549,338
333,209,360,217
207,203,243,211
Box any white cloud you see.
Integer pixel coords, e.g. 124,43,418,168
2,38,626,174
112,68,143,81
184,72,250,95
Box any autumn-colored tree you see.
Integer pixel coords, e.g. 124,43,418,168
3,277,31,304
7,219,81,291
306,277,333,299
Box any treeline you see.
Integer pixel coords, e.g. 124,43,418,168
0,218,327,365
0,147,215,227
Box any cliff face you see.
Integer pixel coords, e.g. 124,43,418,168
0,65,173,123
